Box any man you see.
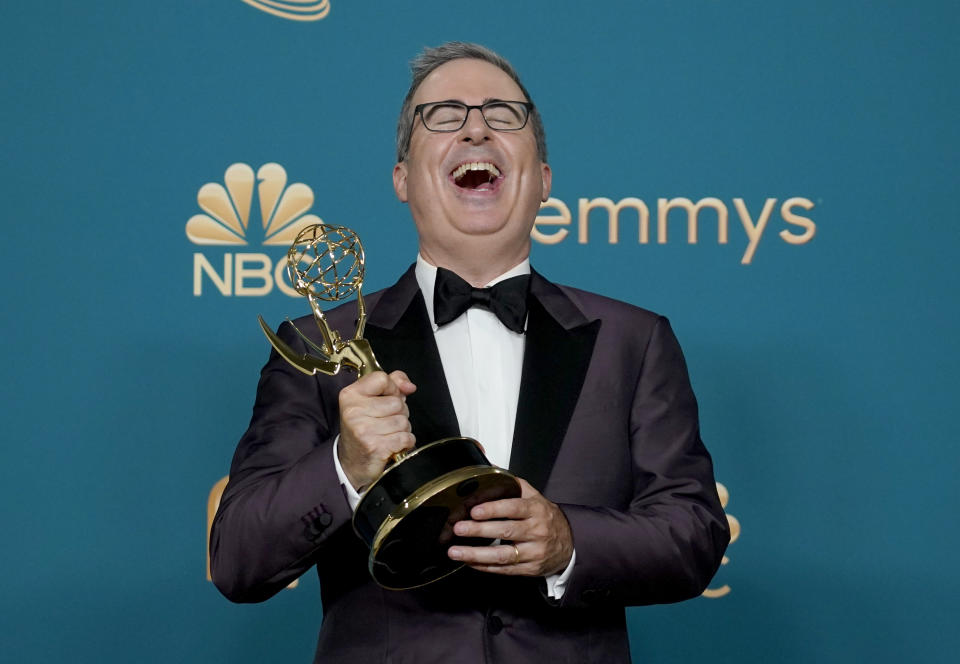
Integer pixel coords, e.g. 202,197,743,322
211,42,729,663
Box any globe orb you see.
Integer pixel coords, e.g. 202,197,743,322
286,224,365,301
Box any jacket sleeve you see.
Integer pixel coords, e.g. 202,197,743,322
556,316,731,608
209,321,353,603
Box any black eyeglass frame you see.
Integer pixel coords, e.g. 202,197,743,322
412,100,535,134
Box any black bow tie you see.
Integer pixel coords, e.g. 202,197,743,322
433,267,530,334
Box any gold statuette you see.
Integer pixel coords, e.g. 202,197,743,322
258,223,381,377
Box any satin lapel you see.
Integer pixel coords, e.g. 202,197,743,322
364,267,460,446
509,273,601,493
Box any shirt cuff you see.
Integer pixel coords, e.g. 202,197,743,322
332,435,361,512
544,549,576,599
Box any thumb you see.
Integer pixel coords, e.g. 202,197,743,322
516,477,540,499
389,370,417,396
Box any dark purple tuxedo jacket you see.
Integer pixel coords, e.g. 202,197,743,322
211,266,729,663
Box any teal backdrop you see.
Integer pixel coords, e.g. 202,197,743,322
2,1,957,662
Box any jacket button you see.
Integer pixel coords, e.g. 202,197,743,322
303,507,332,541
487,615,503,635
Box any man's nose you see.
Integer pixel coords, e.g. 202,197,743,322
459,107,491,143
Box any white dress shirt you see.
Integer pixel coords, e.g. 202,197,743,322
334,255,575,597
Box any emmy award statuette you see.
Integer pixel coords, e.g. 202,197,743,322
258,224,521,590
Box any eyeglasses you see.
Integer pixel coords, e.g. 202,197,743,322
413,100,533,133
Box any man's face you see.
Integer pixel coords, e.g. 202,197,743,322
393,58,551,261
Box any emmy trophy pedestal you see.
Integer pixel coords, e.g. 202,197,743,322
354,437,520,590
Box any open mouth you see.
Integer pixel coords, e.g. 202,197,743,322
450,161,502,191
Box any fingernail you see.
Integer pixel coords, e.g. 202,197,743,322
449,548,462,560
453,522,466,535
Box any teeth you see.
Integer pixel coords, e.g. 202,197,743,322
452,161,501,180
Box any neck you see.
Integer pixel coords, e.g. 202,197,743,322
419,238,531,287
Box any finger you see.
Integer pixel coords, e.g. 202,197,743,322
348,395,408,418
350,371,399,397
341,372,389,399
346,414,412,440
341,398,411,425
383,431,416,455
469,497,531,521
448,543,523,566
452,519,525,542
356,431,415,461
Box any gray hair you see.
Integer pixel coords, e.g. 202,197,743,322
395,42,548,163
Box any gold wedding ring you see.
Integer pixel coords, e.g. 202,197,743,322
512,544,520,564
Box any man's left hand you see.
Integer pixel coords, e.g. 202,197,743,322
447,478,573,577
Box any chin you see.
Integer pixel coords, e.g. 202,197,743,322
454,218,511,236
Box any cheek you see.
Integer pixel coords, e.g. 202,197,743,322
407,172,443,208
408,159,442,190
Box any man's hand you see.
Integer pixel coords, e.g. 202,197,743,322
447,478,573,577
338,370,416,491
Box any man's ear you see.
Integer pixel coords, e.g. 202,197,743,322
393,162,408,203
540,162,552,202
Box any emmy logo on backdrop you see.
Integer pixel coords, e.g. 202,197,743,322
258,224,520,590
186,162,323,297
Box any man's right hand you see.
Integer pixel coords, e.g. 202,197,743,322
338,370,417,491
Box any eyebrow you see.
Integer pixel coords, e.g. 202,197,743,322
430,98,511,105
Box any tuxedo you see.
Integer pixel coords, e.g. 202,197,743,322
210,265,730,663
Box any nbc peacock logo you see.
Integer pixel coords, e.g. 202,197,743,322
187,162,322,297
240,0,330,21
